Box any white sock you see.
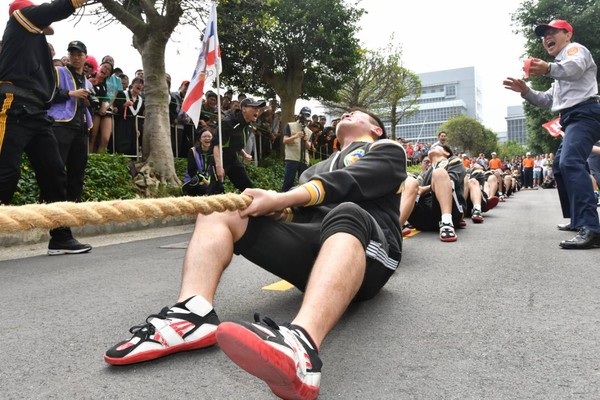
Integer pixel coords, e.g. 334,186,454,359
176,295,213,316
441,213,453,225
473,204,481,212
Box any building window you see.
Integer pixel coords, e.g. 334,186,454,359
445,85,456,98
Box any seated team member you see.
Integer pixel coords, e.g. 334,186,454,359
500,167,515,198
399,144,466,242
104,109,407,400
182,129,222,196
511,164,523,192
400,155,431,236
464,164,499,223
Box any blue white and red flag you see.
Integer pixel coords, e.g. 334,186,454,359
182,2,221,128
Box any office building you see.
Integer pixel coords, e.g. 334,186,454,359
506,104,527,146
391,66,483,143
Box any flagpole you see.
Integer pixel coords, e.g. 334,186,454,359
213,1,224,179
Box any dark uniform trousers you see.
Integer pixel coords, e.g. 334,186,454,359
553,102,600,231
52,124,88,202
0,93,67,204
0,92,74,241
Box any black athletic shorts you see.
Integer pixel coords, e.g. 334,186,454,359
233,202,400,301
408,191,463,231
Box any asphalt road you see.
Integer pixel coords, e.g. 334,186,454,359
1,188,599,400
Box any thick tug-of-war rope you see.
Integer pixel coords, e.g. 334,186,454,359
0,194,253,233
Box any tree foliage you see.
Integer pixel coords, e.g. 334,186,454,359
511,0,600,154
497,140,527,160
439,115,498,156
217,0,363,125
322,36,422,139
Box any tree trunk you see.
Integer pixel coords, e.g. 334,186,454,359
265,67,304,143
134,32,180,192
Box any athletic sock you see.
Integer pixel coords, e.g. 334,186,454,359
173,295,213,317
441,213,453,225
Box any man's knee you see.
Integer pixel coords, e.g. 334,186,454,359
321,202,373,250
195,210,248,241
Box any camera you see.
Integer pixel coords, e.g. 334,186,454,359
86,88,101,111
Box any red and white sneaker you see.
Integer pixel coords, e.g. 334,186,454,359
104,296,219,365
217,314,322,400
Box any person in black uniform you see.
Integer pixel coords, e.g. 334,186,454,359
0,0,92,255
212,97,265,191
105,109,407,400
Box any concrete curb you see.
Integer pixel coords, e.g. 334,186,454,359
0,215,197,247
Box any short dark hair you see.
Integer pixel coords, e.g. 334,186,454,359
440,144,453,157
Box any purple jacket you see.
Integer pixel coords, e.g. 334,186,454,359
48,66,93,129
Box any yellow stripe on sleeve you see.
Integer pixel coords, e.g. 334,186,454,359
13,10,43,34
299,180,325,206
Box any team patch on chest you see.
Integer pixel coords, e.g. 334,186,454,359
343,149,365,166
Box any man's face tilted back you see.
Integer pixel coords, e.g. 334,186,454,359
335,110,383,149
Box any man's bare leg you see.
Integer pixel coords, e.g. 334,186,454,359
399,176,419,227
178,211,249,303
431,169,453,215
292,232,366,347
103,211,246,366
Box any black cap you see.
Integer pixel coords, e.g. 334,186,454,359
240,97,266,108
67,40,87,54
299,106,311,116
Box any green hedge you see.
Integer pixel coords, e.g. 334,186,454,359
12,152,288,205
12,153,138,205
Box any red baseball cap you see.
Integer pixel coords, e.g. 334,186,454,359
9,0,34,16
534,19,573,37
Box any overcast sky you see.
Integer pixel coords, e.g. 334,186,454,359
1,0,529,131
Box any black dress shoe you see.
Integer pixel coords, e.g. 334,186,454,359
557,223,578,231
559,228,600,249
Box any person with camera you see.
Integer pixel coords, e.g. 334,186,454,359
0,0,94,255
47,40,94,223
281,106,313,192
